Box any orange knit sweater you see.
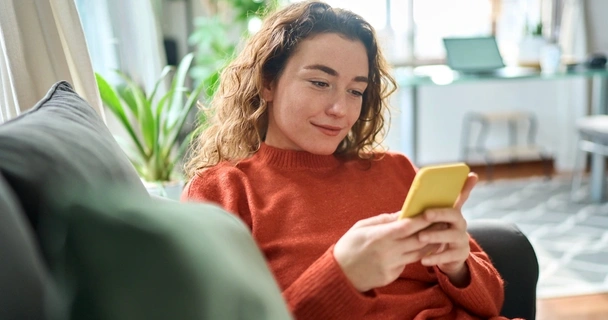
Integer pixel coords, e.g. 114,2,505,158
182,144,508,320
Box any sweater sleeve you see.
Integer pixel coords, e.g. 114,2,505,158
282,245,377,319
434,236,505,318
181,167,254,228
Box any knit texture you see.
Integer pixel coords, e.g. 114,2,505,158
182,144,508,320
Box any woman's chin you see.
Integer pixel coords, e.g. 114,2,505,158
302,142,340,155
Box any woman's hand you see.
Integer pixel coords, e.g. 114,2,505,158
333,212,441,292
417,173,479,287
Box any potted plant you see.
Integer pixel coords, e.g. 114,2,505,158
95,53,205,199
518,21,547,68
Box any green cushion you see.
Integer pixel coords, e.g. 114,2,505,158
0,81,147,234
0,81,292,319
0,173,51,319
43,183,292,320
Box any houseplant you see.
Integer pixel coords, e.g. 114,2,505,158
95,53,205,198
188,0,277,101
518,21,547,68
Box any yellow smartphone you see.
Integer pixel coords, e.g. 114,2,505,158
399,163,470,220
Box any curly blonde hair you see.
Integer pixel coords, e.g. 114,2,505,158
184,1,397,179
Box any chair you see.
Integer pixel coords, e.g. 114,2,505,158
570,115,608,201
468,221,539,320
460,111,552,180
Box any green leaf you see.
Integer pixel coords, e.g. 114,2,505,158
161,79,206,160
151,89,175,180
204,71,220,100
116,83,139,119
156,89,174,135
167,53,194,126
115,71,156,155
115,71,146,115
95,73,147,158
149,65,173,102
166,129,198,182
141,98,157,156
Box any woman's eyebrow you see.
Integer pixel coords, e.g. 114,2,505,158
303,64,368,83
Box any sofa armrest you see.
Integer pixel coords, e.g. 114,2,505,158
468,220,539,320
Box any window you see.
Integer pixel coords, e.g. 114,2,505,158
287,0,544,65
412,0,492,59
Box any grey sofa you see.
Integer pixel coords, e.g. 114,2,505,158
0,81,538,320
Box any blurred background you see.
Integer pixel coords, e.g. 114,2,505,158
75,0,608,179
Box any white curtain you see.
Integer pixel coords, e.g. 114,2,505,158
0,0,103,123
75,0,167,94
559,0,588,61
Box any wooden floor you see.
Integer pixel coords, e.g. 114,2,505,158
536,293,608,320
472,160,608,320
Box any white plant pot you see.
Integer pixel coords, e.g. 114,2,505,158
517,36,547,68
143,180,185,201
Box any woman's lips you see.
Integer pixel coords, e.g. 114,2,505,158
314,124,342,136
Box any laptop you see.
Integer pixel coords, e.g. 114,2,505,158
443,36,506,74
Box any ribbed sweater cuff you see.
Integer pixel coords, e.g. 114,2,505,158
435,255,504,317
284,245,376,319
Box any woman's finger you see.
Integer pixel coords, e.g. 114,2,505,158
418,228,467,244
454,172,479,210
420,247,469,266
423,208,467,230
400,244,443,264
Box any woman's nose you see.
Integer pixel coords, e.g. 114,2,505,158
326,93,348,117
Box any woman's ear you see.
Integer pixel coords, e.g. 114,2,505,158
261,80,274,103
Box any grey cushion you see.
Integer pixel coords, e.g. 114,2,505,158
0,81,291,319
0,173,51,320
0,81,146,236
43,183,293,320
577,115,608,142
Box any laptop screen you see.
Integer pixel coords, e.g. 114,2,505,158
443,37,505,72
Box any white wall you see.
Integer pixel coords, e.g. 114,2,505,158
586,0,608,54
385,77,588,171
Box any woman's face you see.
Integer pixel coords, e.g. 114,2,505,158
263,32,369,155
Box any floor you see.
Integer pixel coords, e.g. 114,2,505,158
536,293,608,320
472,160,608,320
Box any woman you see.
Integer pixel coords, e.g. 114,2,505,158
182,1,508,319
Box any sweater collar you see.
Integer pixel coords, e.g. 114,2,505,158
255,143,341,169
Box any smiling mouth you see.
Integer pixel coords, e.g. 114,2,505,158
313,124,342,137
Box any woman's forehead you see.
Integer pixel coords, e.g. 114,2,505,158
287,33,369,71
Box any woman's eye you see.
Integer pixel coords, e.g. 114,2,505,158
350,90,364,97
311,81,329,88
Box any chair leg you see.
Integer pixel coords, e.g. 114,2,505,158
485,154,494,182
570,143,586,202
460,117,472,162
545,157,552,180
541,154,552,181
